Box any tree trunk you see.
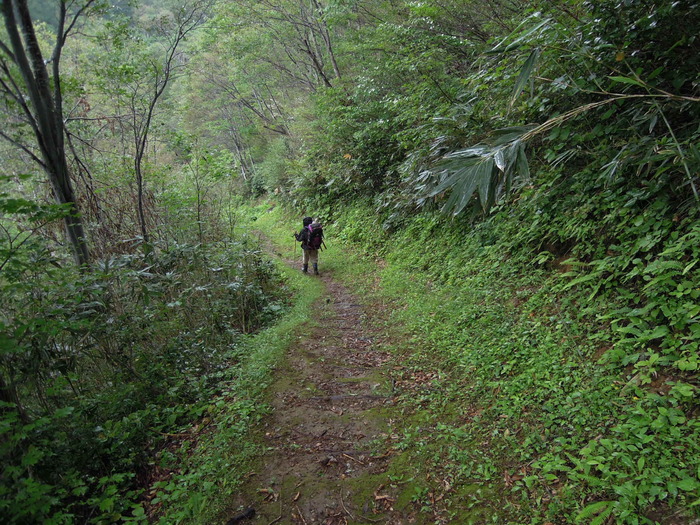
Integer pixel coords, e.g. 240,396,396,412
1,0,90,266
135,160,150,243
128,0,211,244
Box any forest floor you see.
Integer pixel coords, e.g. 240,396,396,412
227,252,422,524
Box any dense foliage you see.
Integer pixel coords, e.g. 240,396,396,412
2,0,699,523
196,0,699,523
1,2,285,521
0,232,286,522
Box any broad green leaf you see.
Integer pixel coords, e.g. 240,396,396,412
642,325,669,341
678,478,698,491
670,382,696,398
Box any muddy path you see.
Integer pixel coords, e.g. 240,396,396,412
229,260,416,525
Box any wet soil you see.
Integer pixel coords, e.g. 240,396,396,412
227,266,415,525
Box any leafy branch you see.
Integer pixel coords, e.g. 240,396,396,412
419,11,700,217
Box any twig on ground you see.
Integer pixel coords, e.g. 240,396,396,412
339,489,355,521
342,452,365,465
294,504,308,525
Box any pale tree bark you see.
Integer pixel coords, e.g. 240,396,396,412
0,0,94,266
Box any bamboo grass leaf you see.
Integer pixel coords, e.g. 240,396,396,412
476,158,495,210
422,135,532,216
601,147,627,182
504,141,520,169
427,162,477,197
609,75,645,87
511,48,540,106
421,127,537,216
439,173,466,214
516,142,530,181
492,126,536,145
446,145,490,158
489,17,550,53
445,169,479,216
495,149,506,171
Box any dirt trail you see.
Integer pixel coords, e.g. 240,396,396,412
230,265,414,525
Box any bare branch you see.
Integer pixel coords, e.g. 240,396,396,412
0,38,16,62
0,129,46,167
63,0,98,43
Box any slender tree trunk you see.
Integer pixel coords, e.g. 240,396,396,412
310,0,341,79
128,0,211,244
135,158,150,243
1,0,90,266
194,164,203,244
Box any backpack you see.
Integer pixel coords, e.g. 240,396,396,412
307,222,324,250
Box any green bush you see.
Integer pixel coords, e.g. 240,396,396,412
0,238,286,523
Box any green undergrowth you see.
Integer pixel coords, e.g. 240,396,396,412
0,206,326,524
1,238,292,524
298,198,699,525
236,200,699,523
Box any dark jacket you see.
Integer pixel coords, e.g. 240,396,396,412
294,227,311,249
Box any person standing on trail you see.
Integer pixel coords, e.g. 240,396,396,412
293,216,324,275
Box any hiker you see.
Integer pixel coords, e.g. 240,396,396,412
293,216,324,275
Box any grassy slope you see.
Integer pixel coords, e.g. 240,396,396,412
309,201,699,524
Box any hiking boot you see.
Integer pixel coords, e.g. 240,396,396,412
313,263,319,275
302,264,308,273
